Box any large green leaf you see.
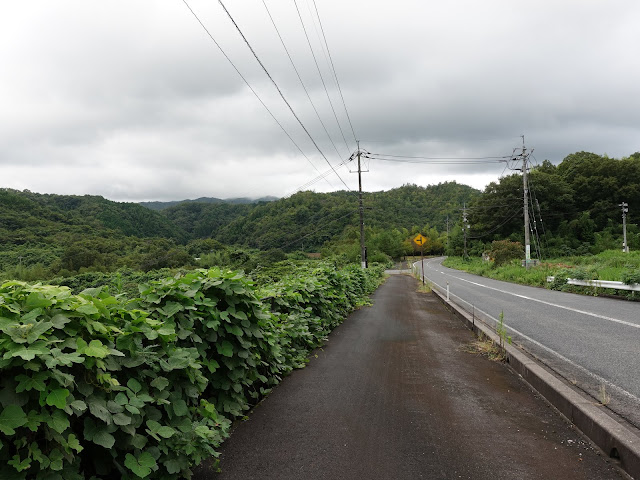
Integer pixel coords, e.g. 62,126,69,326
159,301,182,317
217,340,234,357
87,395,112,424
0,404,27,435
15,371,48,392
125,452,156,478
92,430,116,449
45,389,70,410
150,377,169,391
171,399,188,417
127,378,142,394
8,341,50,360
47,410,70,434
26,292,53,308
83,339,109,358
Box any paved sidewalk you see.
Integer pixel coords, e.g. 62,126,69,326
194,275,623,479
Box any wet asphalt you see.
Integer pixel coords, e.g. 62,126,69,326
194,274,624,480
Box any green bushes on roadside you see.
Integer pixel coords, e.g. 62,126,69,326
0,263,384,479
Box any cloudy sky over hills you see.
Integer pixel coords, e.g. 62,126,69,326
1,0,639,201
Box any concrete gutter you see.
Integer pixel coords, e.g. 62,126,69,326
430,285,640,479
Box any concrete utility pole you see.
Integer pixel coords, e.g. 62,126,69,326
357,141,367,268
463,204,468,258
621,202,629,253
518,136,533,269
446,215,450,248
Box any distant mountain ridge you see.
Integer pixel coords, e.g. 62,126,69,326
139,196,279,211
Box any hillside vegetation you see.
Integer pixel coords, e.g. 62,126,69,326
1,182,477,281
460,151,640,257
2,150,639,282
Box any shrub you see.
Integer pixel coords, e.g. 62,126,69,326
621,269,640,285
488,240,524,266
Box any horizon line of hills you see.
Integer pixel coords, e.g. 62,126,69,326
139,195,280,211
2,150,639,275
0,181,478,253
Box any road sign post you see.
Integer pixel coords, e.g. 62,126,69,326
413,234,427,285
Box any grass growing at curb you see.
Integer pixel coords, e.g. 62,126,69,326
459,333,506,362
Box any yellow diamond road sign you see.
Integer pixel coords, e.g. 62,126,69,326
414,234,426,246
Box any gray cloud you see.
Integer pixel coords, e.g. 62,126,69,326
1,0,639,201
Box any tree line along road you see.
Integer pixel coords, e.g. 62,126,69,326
418,256,640,430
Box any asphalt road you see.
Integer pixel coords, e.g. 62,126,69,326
194,275,622,479
418,257,640,429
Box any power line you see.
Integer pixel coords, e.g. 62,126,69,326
311,0,357,144
293,0,351,154
367,152,511,160
468,207,523,239
262,0,344,165
365,155,507,165
218,0,351,191
285,155,352,196
264,208,359,251
180,0,325,183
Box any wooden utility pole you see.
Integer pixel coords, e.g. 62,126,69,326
357,141,366,268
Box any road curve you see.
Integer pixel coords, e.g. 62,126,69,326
418,257,640,428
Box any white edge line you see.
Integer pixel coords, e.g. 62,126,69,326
414,260,640,404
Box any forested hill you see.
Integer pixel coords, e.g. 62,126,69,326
0,189,186,243
0,182,478,278
140,196,279,211
163,182,480,251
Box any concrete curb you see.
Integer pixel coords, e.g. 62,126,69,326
431,287,640,479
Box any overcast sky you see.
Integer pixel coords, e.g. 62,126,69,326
2,1,639,202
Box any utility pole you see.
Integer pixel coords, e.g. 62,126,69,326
357,141,367,268
621,202,629,253
446,215,450,249
463,204,468,259
517,136,533,269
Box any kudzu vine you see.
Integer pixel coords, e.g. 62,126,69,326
0,262,384,479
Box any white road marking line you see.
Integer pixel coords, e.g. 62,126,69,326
423,259,639,330
414,259,640,404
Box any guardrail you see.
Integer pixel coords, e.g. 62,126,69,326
546,277,640,292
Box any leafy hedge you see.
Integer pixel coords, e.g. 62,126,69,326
0,262,384,479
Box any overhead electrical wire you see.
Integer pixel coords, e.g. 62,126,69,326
262,0,344,166
468,207,523,239
367,152,511,161
180,0,326,184
293,0,351,154
217,0,352,191
310,0,357,144
285,156,352,196
364,155,508,165
264,208,359,251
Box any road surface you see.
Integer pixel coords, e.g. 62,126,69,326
193,275,622,479
418,257,640,429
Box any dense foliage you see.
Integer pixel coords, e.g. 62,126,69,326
0,183,474,281
0,262,385,479
458,152,640,258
